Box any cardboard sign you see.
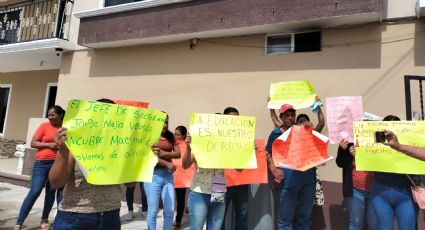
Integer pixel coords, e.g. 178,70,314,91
268,81,316,109
189,113,256,169
173,140,195,188
63,99,166,185
114,99,149,109
326,96,363,144
225,139,268,187
354,121,425,174
272,126,332,171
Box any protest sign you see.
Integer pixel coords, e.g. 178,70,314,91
189,113,256,169
173,140,195,188
114,99,149,109
326,96,363,144
272,126,332,171
225,139,268,187
354,121,425,174
268,81,316,109
63,99,166,185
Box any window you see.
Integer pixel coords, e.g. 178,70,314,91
266,31,321,54
104,0,143,7
0,85,12,136
43,83,57,118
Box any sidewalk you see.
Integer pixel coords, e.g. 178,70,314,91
0,158,191,230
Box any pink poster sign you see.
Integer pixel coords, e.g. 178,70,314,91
326,96,363,144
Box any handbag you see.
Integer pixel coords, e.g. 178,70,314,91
407,175,425,209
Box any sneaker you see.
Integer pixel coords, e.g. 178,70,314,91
172,222,181,229
125,211,134,221
141,211,147,219
12,225,21,230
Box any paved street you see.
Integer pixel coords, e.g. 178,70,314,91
0,182,190,230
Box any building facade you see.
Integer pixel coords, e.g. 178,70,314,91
2,0,425,228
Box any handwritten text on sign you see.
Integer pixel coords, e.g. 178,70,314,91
63,99,166,185
354,121,425,174
189,113,256,169
326,96,363,144
268,81,316,109
272,126,331,171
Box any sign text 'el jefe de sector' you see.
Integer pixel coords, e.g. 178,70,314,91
63,99,166,185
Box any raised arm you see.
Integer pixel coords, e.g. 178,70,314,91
314,96,325,133
182,134,195,169
49,128,75,189
268,97,283,128
384,130,425,161
335,139,354,168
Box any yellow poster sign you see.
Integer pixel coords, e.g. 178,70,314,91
189,113,256,169
268,81,316,109
354,121,425,174
63,99,166,185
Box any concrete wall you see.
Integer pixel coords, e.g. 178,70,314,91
383,0,418,19
0,70,59,140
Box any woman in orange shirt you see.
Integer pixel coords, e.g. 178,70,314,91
14,105,65,230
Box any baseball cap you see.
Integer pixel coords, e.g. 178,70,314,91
280,104,296,114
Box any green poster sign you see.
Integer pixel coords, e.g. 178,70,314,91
189,113,256,169
268,80,316,109
63,99,166,184
354,121,425,174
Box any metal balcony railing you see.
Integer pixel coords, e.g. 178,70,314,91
0,0,73,45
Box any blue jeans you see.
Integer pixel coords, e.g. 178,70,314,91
278,183,315,230
345,188,378,230
126,182,148,212
188,191,226,230
371,180,418,230
144,168,174,230
16,160,56,225
53,209,121,230
221,185,248,230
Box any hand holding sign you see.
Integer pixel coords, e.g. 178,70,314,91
63,99,166,185
354,121,425,174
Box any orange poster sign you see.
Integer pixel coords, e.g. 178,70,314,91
272,126,332,171
114,99,149,109
173,141,195,188
225,139,268,187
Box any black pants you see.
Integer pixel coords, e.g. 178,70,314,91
175,187,187,223
125,183,148,212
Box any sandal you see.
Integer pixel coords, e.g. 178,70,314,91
40,221,51,230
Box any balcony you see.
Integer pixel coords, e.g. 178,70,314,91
0,0,74,72
75,0,383,48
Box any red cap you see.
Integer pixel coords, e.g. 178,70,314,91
280,104,295,114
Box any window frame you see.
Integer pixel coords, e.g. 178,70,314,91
42,82,58,118
265,30,321,55
265,33,294,55
0,84,12,137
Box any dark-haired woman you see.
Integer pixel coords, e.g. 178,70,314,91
370,115,418,230
145,115,181,230
173,125,194,228
14,105,65,230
